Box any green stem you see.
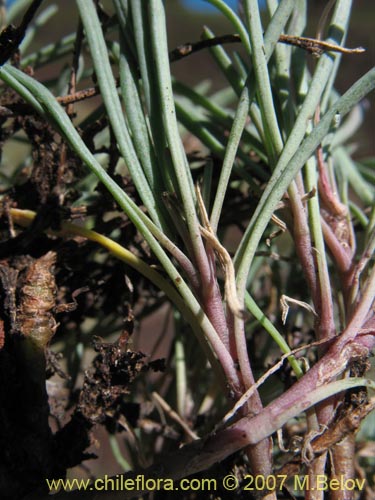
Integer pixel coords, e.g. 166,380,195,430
245,292,303,377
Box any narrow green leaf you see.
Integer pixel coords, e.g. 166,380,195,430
76,0,165,228
210,85,250,232
235,67,375,285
